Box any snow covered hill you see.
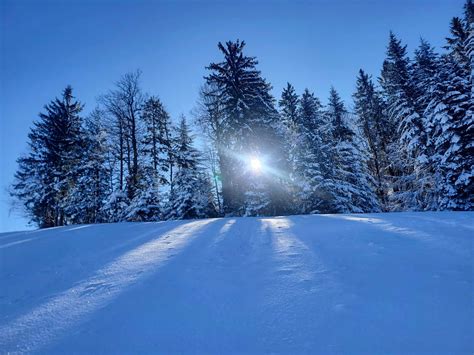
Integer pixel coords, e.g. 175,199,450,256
0,212,472,354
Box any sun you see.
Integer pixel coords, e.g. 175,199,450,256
250,157,262,173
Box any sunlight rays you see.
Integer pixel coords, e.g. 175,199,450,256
217,145,291,181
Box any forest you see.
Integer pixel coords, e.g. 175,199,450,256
11,0,474,228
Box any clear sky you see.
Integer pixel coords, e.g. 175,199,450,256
0,0,464,232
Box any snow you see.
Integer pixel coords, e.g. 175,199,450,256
0,212,473,353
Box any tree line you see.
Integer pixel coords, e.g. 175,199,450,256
12,0,473,227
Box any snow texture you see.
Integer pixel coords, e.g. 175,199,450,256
0,212,472,353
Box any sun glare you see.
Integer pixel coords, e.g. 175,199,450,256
250,157,262,173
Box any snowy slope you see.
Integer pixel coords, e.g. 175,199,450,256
0,212,472,354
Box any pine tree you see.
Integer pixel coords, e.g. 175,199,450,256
279,83,299,130
167,116,216,219
380,32,426,210
326,88,380,213
467,0,474,132
66,109,112,224
12,86,84,227
141,96,173,186
194,84,225,215
122,95,175,222
194,172,219,218
103,191,129,222
278,83,300,210
410,40,443,209
205,40,290,216
125,176,162,221
353,69,392,209
292,88,333,213
412,39,440,114
424,4,474,210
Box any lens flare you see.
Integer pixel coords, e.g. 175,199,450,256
250,157,262,173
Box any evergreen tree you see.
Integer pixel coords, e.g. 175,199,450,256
194,84,225,215
445,16,471,76
103,191,129,222
123,96,175,222
167,117,216,219
424,5,474,210
380,32,426,210
326,88,380,213
278,83,300,209
66,109,112,224
353,69,392,209
205,40,290,216
410,40,443,209
194,172,219,218
141,96,174,187
292,89,334,213
12,86,84,227
279,83,299,130
412,39,440,114
125,175,162,221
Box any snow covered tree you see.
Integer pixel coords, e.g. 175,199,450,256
278,83,300,208
353,69,393,209
412,39,440,114
194,83,225,215
380,32,426,210
141,96,173,186
103,190,129,222
66,109,112,224
101,71,145,201
12,86,84,227
409,39,444,210
194,172,219,218
166,116,217,219
279,83,299,130
124,175,162,221
292,88,334,213
326,88,380,213
423,5,474,210
122,95,175,222
205,40,290,216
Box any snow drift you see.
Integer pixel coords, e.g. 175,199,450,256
0,212,472,353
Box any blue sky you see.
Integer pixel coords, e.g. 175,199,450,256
0,0,464,232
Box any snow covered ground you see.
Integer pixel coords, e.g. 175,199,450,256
0,212,472,354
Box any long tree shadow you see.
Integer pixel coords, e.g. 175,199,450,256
322,213,470,258
291,214,473,353
0,221,188,322
0,218,219,353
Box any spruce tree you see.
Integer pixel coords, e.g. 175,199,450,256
278,83,300,209
141,96,173,186
410,40,444,209
326,88,380,213
12,86,84,227
67,109,112,224
205,40,290,216
167,116,216,219
122,96,175,222
293,89,334,213
412,39,440,114
279,83,299,130
353,69,392,209
380,32,426,210
125,176,162,221
425,6,474,210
